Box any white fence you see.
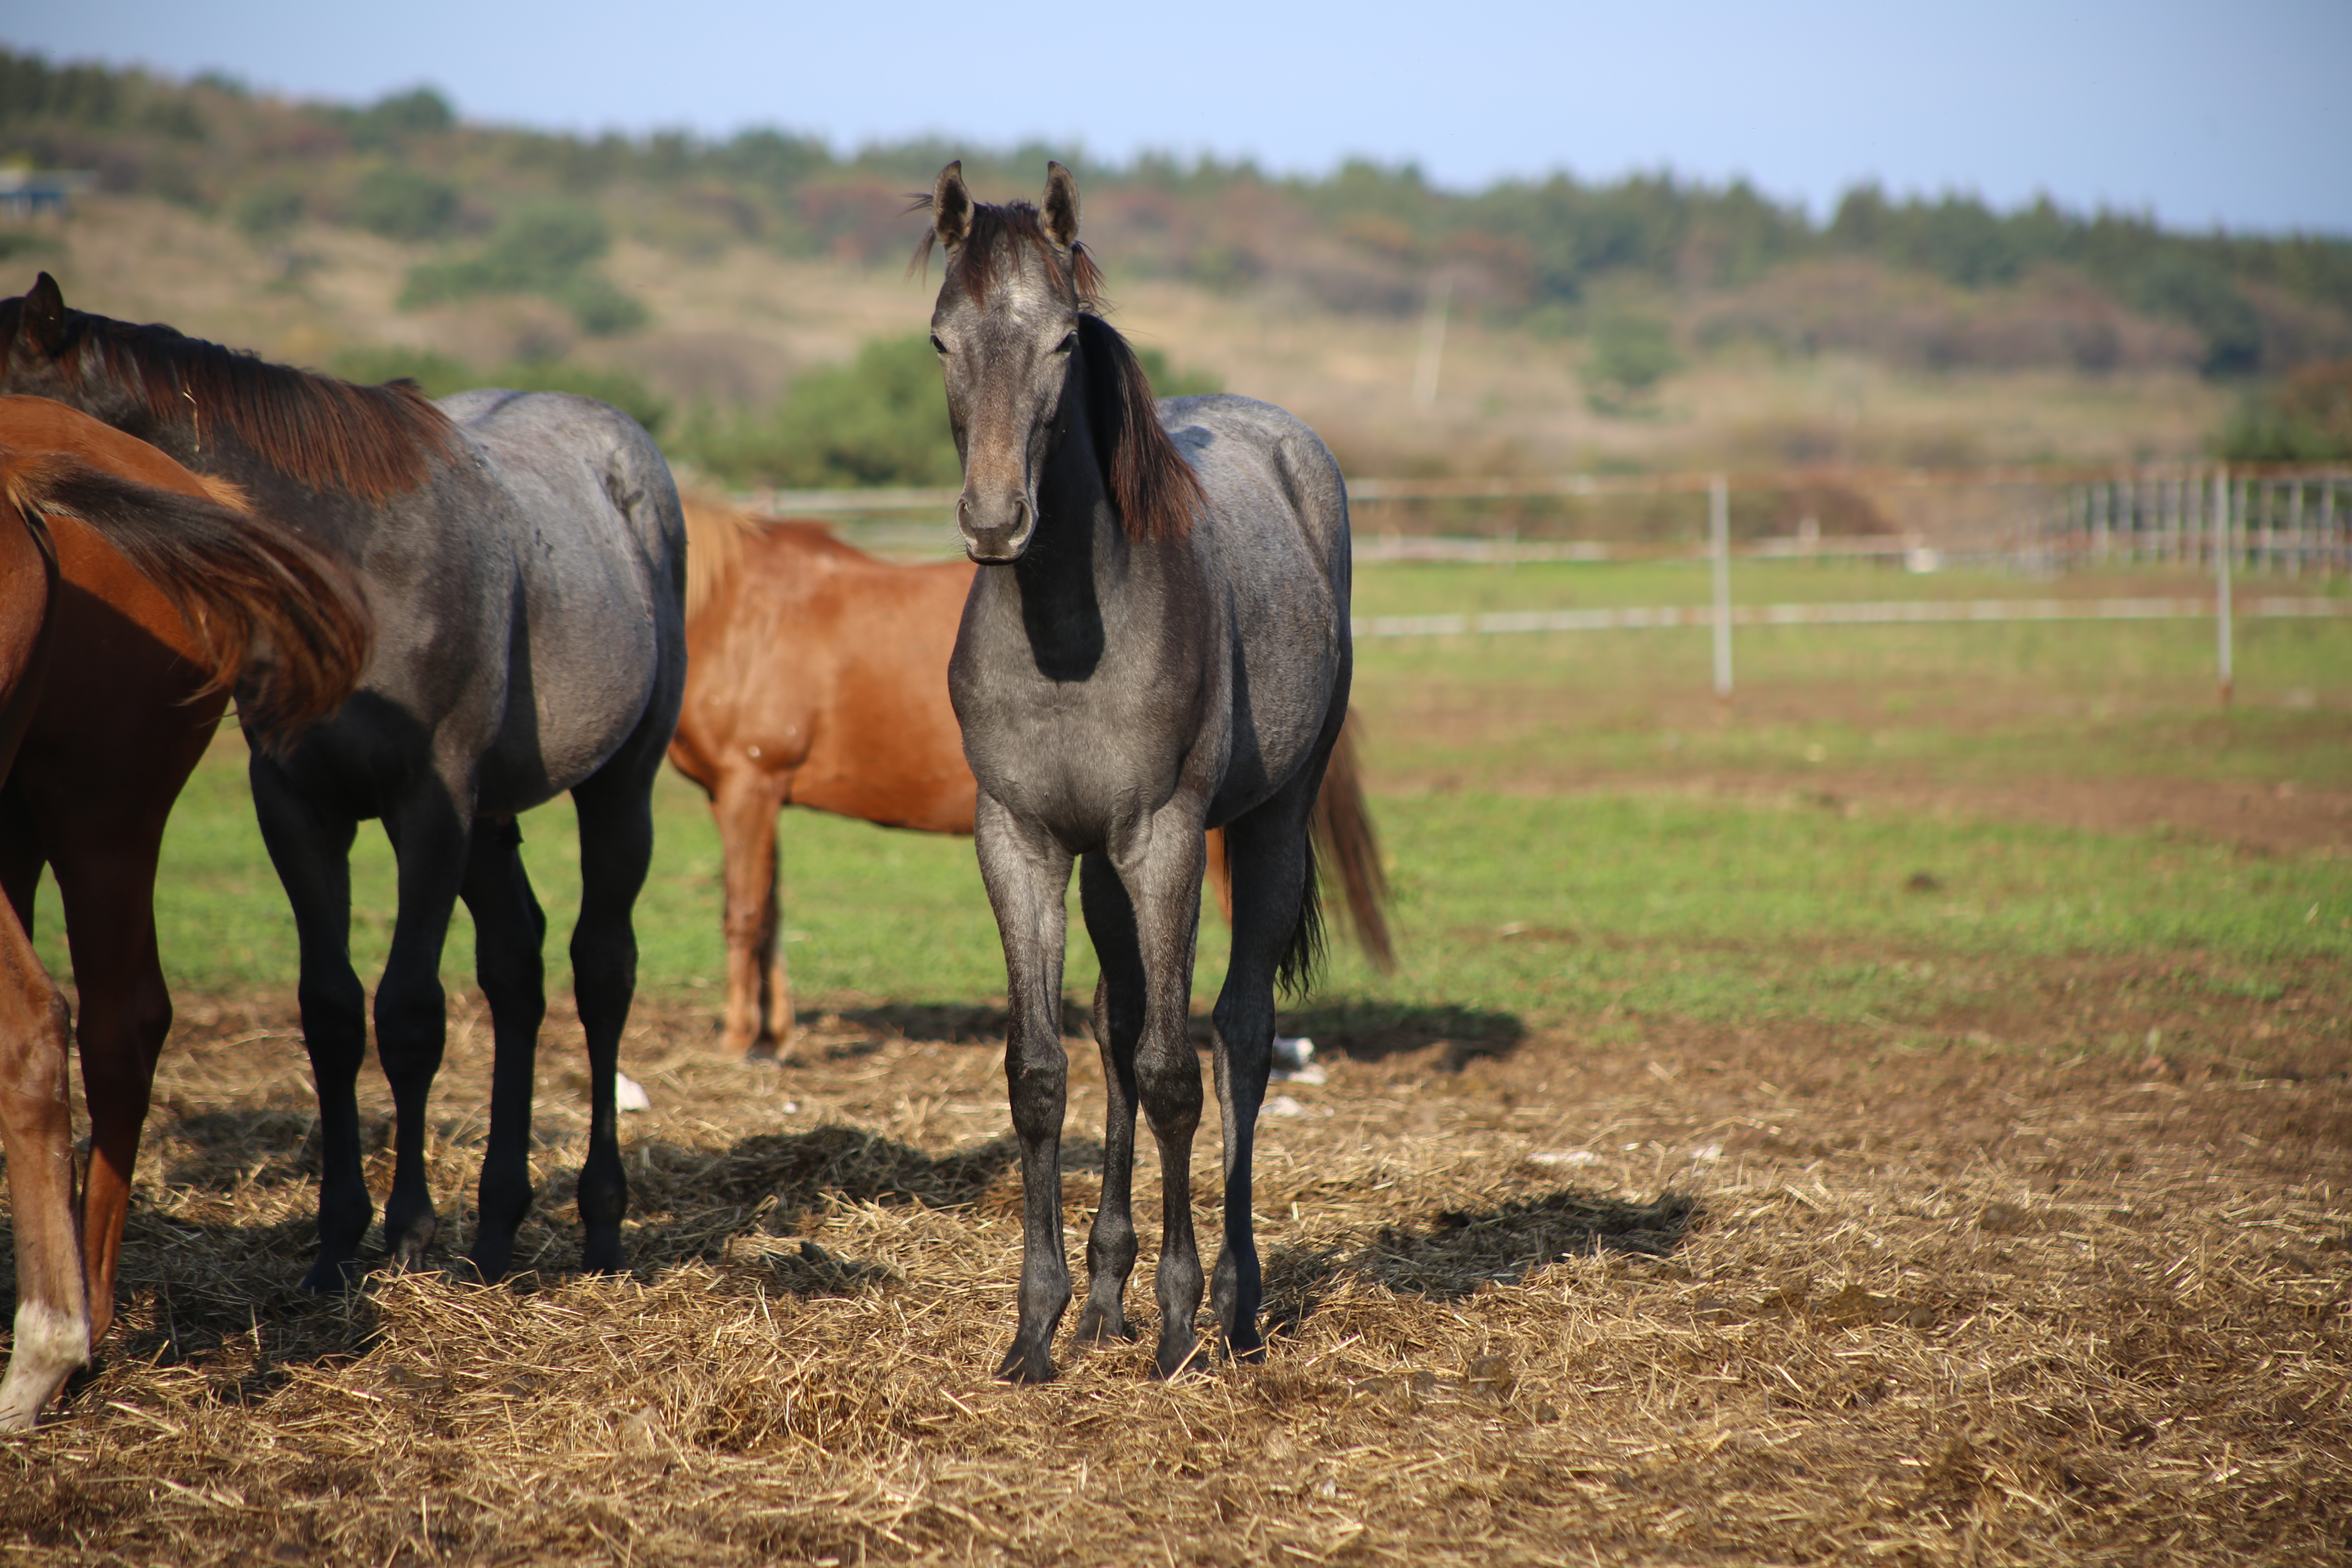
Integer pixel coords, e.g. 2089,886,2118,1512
745,463,2352,705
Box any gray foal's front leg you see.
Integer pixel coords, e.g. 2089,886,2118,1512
1111,807,1209,1378
974,793,1076,1382
1073,852,1143,1347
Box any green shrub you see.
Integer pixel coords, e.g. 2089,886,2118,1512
1579,312,1683,412
1133,344,1222,399
669,334,1221,489
672,333,955,488
2216,359,2352,460
329,345,671,436
401,201,646,334
234,180,306,239
350,167,459,241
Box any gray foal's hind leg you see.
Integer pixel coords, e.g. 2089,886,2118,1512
461,817,548,1282
1073,852,1143,1346
1207,776,1321,1361
973,793,1076,1383
249,755,372,1292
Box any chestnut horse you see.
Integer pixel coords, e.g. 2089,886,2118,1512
667,496,1392,1060
0,396,370,1429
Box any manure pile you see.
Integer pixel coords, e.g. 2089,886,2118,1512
2,991,2347,1566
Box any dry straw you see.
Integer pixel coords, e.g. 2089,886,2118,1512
2,988,2346,1565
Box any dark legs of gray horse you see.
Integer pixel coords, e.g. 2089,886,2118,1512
461,818,546,1282
1206,775,1322,1360
251,758,372,1292
567,756,659,1273
973,793,1075,1383
372,788,473,1269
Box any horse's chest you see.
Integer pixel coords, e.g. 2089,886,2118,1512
953,675,1194,830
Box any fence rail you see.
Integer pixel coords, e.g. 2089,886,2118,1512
1355,596,2352,640
742,464,2351,707
750,463,2352,578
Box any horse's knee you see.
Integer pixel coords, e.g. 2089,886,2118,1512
1134,1045,1201,1133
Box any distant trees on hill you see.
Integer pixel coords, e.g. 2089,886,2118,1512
4,48,2349,391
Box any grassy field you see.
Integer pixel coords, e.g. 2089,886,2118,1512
4,555,2350,1565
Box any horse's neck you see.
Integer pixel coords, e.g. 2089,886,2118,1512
126,404,394,566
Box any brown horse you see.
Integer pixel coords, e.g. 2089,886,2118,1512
0,396,370,1429
667,495,1392,1059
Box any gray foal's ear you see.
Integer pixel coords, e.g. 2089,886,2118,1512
1042,162,1080,250
933,162,972,249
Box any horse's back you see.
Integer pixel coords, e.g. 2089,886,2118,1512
1156,395,1351,814
432,389,686,806
1157,393,1349,590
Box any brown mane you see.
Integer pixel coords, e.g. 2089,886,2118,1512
0,296,456,501
910,196,1203,544
680,492,760,624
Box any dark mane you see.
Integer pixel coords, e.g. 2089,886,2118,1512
0,296,456,501
911,196,1201,543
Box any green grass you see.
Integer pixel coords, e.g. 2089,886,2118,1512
1352,558,2352,789
24,555,2349,1044
31,745,2350,1048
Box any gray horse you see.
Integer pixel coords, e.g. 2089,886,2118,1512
0,275,687,1289
920,165,1359,1380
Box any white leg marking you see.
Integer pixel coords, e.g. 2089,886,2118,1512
0,1301,90,1432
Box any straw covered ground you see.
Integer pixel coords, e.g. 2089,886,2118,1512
4,970,2347,1565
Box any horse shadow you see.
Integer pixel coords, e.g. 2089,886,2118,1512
1261,1186,1697,1337
828,998,1090,1047
836,997,1530,1072
1252,1000,1528,1069
15,1107,1678,1407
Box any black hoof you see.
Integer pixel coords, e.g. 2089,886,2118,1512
1154,1330,1203,1379
299,1255,359,1295
580,1233,624,1275
1071,1304,1134,1347
996,1339,1056,1384
459,1248,508,1286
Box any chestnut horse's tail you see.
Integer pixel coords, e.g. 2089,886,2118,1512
0,491,62,773
0,451,373,748
1309,714,1395,973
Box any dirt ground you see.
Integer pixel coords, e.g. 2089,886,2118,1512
2,933,2346,1566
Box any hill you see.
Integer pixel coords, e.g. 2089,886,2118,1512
6,51,2348,479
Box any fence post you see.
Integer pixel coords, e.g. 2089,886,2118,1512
1710,475,1733,706
2214,466,2232,708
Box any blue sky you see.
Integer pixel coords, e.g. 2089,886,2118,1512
9,1,2348,234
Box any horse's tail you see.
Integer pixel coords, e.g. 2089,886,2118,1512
680,491,756,626
0,488,62,775
1308,713,1395,973
0,452,373,749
